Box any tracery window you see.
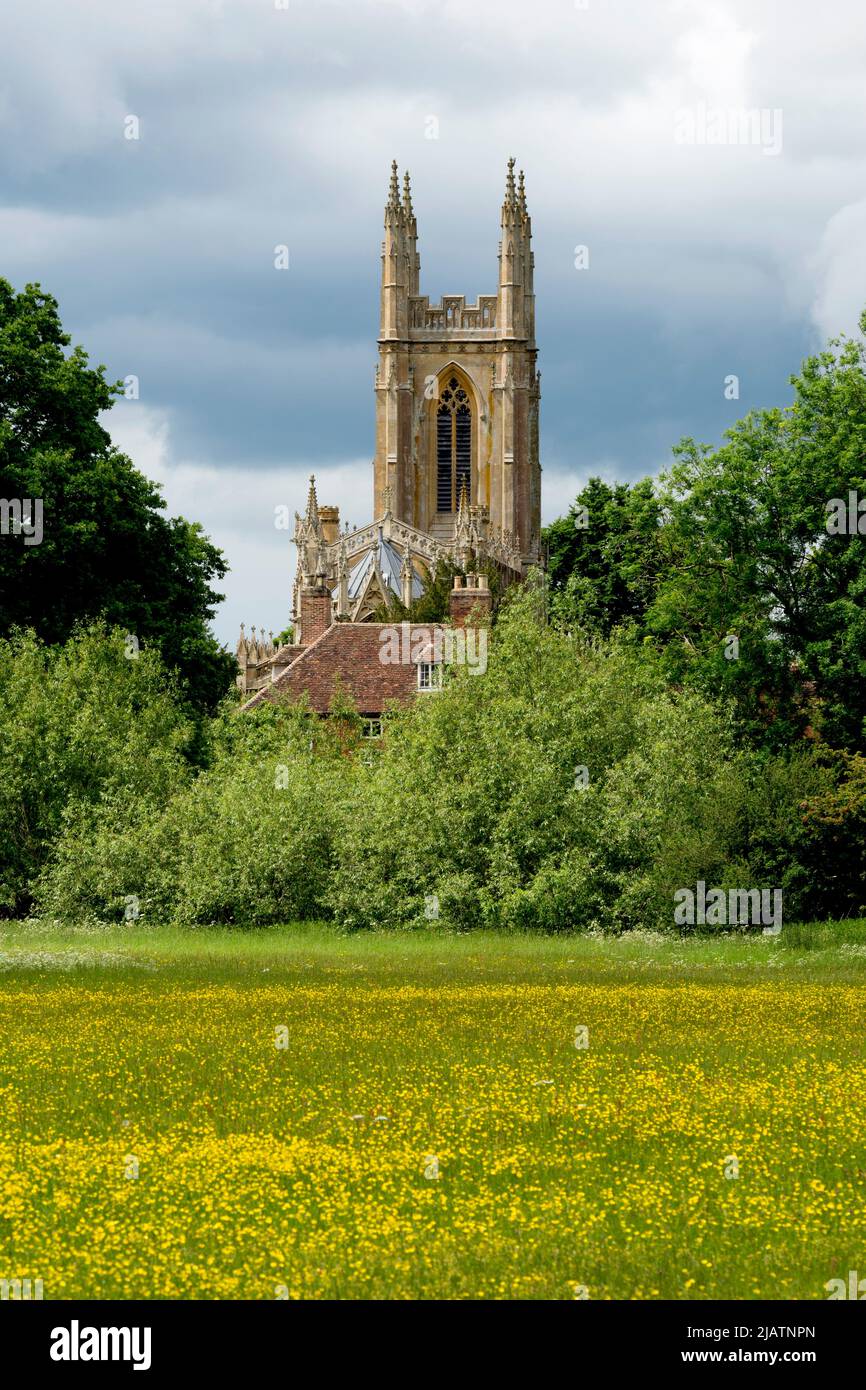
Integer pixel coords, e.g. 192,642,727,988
436,377,471,512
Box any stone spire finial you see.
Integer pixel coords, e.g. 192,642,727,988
336,538,349,618
505,156,517,204
518,168,527,214
388,160,400,208
400,548,414,608
455,483,473,568
304,474,320,528
402,169,413,217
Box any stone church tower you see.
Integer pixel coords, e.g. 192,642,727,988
375,158,541,563
237,160,542,687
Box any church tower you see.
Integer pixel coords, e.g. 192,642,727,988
373,158,541,566
238,160,543,693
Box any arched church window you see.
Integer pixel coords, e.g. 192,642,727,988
436,376,471,513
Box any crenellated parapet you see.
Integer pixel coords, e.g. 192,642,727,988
408,295,498,335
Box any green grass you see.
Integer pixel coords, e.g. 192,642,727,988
4,916,866,982
2,921,866,1300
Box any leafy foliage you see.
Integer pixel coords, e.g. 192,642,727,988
545,314,866,758
19,598,855,931
36,698,350,927
0,279,236,713
0,625,192,914
327,581,835,933
543,477,663,636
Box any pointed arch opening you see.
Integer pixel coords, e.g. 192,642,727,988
435,372,473,513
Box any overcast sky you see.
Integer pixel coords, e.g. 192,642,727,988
2,0,865,646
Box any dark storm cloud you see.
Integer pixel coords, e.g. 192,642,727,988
2,0,865,642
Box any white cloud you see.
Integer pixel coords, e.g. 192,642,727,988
811,199,866,343
104,404,371,646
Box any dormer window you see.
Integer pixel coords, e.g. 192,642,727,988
417,662,443,692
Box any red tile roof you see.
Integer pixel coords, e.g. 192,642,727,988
242,623,439,715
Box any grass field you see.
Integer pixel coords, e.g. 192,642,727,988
2,921,866,1300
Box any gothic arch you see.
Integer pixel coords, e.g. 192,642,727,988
427,363,481,517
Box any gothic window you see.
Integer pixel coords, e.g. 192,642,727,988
436,376,471,513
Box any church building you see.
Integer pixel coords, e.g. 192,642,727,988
237,158,541,714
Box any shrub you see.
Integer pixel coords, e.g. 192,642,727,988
0,624,192,913
37,699,350,926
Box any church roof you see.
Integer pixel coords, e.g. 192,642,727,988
338,529,423,604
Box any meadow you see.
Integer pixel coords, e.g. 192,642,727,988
2,921,866,1300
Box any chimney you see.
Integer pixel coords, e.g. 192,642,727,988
319,505,340,544
449,573,492,629
299,580,332,646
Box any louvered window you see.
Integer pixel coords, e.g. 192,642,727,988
436,377,471,512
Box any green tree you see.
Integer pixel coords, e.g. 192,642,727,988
0,624,193,914
543,477,663,636
0,279,236,712
647,312,866,750
36,695,348,927
326,579,813,934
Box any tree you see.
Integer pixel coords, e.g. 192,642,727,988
543,477,663,636
0,279,236,712
647,312,866,751
0,624,193,914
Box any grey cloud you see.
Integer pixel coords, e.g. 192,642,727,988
2,0,865,646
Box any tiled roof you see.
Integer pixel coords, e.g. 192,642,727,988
242,622,439,716
266,644,304,666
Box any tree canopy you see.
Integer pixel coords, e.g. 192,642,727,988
0,279,236,712
544,312,866,755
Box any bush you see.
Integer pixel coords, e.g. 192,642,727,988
327,584,765,931
28,593,855,933
37,699,351,926
0,624,192,913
